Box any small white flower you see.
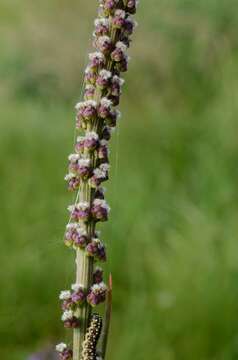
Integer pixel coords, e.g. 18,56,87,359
91,283,101,292
68,153,79,162
76,135,84,143
94,168,106,179
100,97,113,108
85,84,95,92
75,226,86,236
61,310,74,321
59,290,71,301
84,100,97,108
115,41,128,52
94,18,109,27
97,36,111,46
127,15,138,28
95,266,102,272
64,173,75,181
71,283,84,292
99,281,107,290
113,75,125,86
100,139,108,146
78,158,91,167
85,66,92,74
75,102,84,110
89,51,105,62
77,201,90,210
98,241,105,250
114,9,126,18
99,69,112,80
56,343,67,353
92,282,107,293
100,163,110,172
66,222,78,230
85,131,99,141
92,237,100,244
93,199,110,211
93,163,110,178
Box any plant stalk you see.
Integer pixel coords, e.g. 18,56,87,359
101,274,113,359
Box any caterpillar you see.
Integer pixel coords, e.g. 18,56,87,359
81,313,103,360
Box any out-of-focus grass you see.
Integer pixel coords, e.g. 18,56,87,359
1,1,238,359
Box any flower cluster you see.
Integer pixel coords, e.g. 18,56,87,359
64,223,88,248
56,343,73,360
67,199,110,224
87,282,108,307
59,281,106,325
59,284,86,327
59,0,138,355
86,238,107,262
61,309,81,329
60,284,86,307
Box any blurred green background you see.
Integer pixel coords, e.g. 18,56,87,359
1,0,238,359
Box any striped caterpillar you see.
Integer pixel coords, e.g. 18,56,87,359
81,313,103,360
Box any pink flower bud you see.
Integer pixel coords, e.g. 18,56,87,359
95,36,112,54
84,66,97,85
64,223,88,248
115,56,129,72
84,131,100,151
87,282,107,306
64,317,80,329
91,199,110,222
106,109,121,127
71,284,86,306
94,18,110,36
97,140,109,162
86,238,106,262
126,0,139,14
65,173,80,192
104,0,119,12
84,85,96,100
77,158,92,180
112,9,126,29
96,69,112,89
111,41,128,62
98,97,113,118
89,52,106,69
75,136,85,153
93,267,104,284
68,202,91,222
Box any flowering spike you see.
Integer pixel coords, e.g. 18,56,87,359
58,0,138,358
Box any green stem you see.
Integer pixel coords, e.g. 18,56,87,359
73,181,94,359
72,17,119,360
101,274,113,359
